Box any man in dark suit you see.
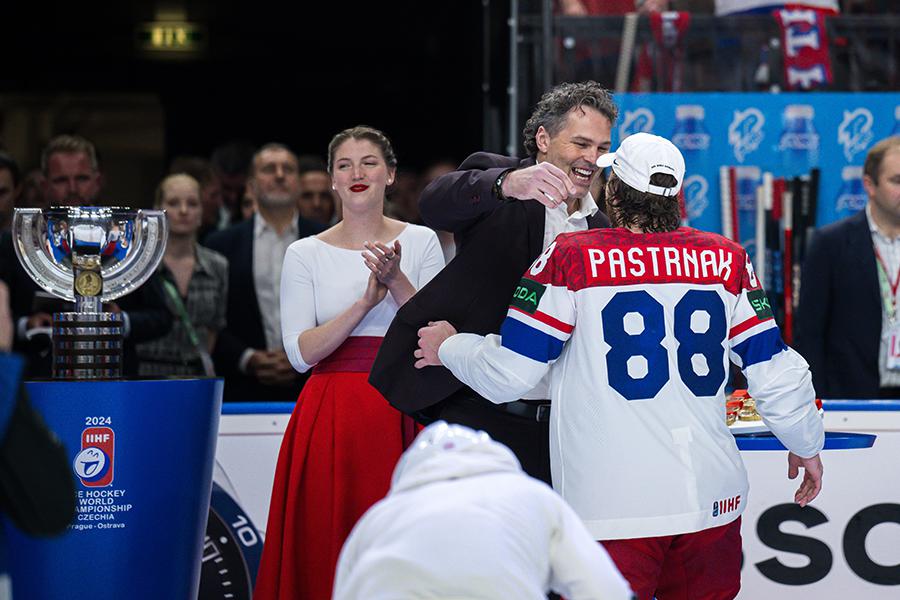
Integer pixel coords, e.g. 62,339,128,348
0,135,171,378
796,135,900,399
370,81,618,483
205,143,326,402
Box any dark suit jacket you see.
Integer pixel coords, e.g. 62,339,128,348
203,213,326,402
795,209,881,399
0,231,172,378
370,152,610,415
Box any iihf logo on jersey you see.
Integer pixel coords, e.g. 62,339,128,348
712,495,741,517
618,108,655,141
682,175,708,221
73,427,115,487
728,108,765,163
838,108,874,162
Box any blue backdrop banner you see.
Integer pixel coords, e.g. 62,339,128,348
615,93,899,240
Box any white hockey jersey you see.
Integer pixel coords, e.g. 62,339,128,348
440,227,825,540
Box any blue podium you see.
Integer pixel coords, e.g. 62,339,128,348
5,378,222,600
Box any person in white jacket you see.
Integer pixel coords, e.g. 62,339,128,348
333,421,634,600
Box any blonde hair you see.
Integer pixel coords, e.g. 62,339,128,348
154,173,200,208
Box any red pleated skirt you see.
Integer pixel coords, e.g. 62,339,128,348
254,337,417,600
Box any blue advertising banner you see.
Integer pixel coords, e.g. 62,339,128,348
4,378,222,600
615,93,899,244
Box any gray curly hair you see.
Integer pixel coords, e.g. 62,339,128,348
522,81,617,158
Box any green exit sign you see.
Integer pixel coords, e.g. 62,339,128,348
137,22,206,54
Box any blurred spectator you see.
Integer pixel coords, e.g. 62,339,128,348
0,151,21,232
296,155,336,225
16,169,47,211
168,156,225,241
240,178,257,220
714,0,836,15
796,136,900,399
558,0,677,15
0,294,77,535
385,169,421,224
420,159,459,264
0,134,171,377
136,174,228,377
211,140,256,225
204,143,326,402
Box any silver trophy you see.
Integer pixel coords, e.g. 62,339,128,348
12,207,168,379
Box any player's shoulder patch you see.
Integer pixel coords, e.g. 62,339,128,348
747,288,774,319
510,277,545,314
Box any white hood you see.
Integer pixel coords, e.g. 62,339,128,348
390,421,522,494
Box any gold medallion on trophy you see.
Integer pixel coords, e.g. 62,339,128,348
75,270,102,296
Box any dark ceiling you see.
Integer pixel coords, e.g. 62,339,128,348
2,1,500,171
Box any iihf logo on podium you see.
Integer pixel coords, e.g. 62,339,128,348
73,427,115,487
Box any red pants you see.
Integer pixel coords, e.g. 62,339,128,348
601,517,742,600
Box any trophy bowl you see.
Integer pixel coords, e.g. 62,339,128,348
13,207,168,379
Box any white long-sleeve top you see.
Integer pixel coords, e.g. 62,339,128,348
280,224,445,372
333,431,633,600
439,227,825,540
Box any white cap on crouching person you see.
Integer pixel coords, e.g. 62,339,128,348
596,132,686,197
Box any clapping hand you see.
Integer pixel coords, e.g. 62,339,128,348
363,240,403,286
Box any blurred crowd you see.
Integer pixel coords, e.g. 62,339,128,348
0,134,458,402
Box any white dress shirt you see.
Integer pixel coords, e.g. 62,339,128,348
253,212,299,350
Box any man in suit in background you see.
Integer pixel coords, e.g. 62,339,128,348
0,135,171,377
205,143,326,402
796,135,900,399
370,81,617,483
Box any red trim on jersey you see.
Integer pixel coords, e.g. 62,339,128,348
508,305,574,334
729,314,773,339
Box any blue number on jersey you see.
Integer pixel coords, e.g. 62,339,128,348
602,291,670,400
603,289,727,400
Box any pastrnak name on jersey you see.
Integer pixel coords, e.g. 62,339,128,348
586,245,736,285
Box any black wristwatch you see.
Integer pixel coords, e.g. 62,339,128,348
493,169,514,201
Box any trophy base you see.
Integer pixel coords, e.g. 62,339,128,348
52,312,124,379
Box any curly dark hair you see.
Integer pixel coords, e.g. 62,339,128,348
522,81,618,158
604,171,681,233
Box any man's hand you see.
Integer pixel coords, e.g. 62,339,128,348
788,452,823,507
501,163,577,208
248,350,298,386
414,320,458,369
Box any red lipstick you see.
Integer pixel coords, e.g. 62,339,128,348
350,184,369,192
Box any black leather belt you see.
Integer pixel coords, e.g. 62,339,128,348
495,400,551,422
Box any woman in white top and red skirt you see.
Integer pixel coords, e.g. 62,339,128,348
254,126,445,600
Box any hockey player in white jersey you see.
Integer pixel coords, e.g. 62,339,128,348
415,132,824,600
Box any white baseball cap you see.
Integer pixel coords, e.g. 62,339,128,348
596,132,685,197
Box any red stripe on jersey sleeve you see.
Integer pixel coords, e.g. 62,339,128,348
729,314,773,339
509,305,575,334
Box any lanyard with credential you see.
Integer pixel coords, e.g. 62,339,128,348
874,246,900,323
161,279,216,376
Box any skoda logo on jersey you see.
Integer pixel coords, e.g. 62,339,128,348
728,108,765,163
682,175,708,221
838,108,874,162
618,108,655,141
74,447,110,483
